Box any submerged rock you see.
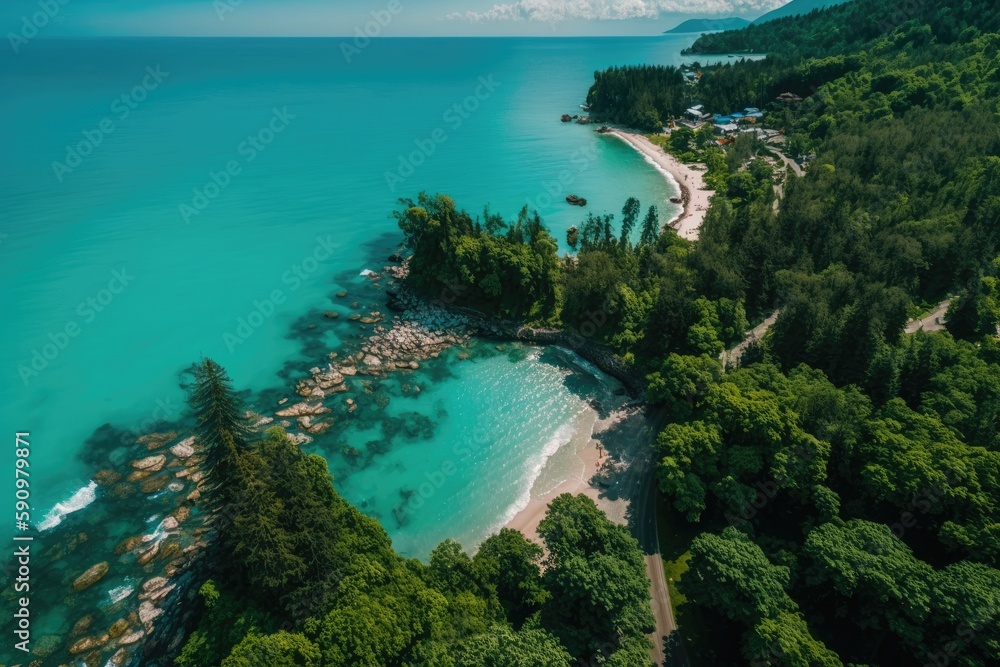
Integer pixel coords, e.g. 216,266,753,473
140,476,169,494
71,615,94,636
72,562,109,591
94,469,122,485
138,431,177,450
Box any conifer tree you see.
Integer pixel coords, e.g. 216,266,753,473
188,359,253,512
639,205,660,246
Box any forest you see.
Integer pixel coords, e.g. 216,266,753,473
393,0,1000,665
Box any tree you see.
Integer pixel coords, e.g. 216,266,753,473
746,613,844,667
538,494,654,660
683,527,796,625
221,632,321,667
454,626,573,667
803,520,935,649
474,528,548,628
188,359,253,511
620,197,641,246
639,205,660,246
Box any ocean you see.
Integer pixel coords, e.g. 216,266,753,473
0,37,709,653
0,35,709,545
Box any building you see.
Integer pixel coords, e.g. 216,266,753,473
685,104,711,121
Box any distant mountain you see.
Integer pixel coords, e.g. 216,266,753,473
664,17,751,34
752,0,850,24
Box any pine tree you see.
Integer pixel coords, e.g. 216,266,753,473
620,197,641,247
188,359,253,512
639,205,660,246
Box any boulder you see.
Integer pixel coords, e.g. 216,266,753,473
170,437,195,459
119,629,145,645
108,618,130,639
72,562,109,591
110,647,128,666
276,401,331,418
142,577,169,593
138,601,162,624
137,542,159,566
115,536,144,555
130,455,166,472
69,635,108,655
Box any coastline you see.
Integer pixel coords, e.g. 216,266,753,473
607,129,713,241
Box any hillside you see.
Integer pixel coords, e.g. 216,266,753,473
664,17,750,34
753,0,849,23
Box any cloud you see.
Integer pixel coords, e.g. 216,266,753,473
446,0,788,22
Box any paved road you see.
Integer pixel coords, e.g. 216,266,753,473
627,411,677,666
905,298,952,334
720,310,780,370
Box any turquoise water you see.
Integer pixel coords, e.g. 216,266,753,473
0,36,704,553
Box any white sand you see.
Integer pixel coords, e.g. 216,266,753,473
608,129,714,241
504,408,634,544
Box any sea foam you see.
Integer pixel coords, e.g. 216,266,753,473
38,481,98,531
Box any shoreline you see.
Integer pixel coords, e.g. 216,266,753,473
607,129,713,241
504,406,639,543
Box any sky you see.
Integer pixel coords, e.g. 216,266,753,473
1,0,794,37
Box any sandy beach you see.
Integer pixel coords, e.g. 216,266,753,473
504,406,644,543
608,129,714,241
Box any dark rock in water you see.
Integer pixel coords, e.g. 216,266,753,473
72,614,95,636
596,125,612,134
336,290,347,298
670,196,682,204
566,194,588,207
388,251,404,262
561,114,572,122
